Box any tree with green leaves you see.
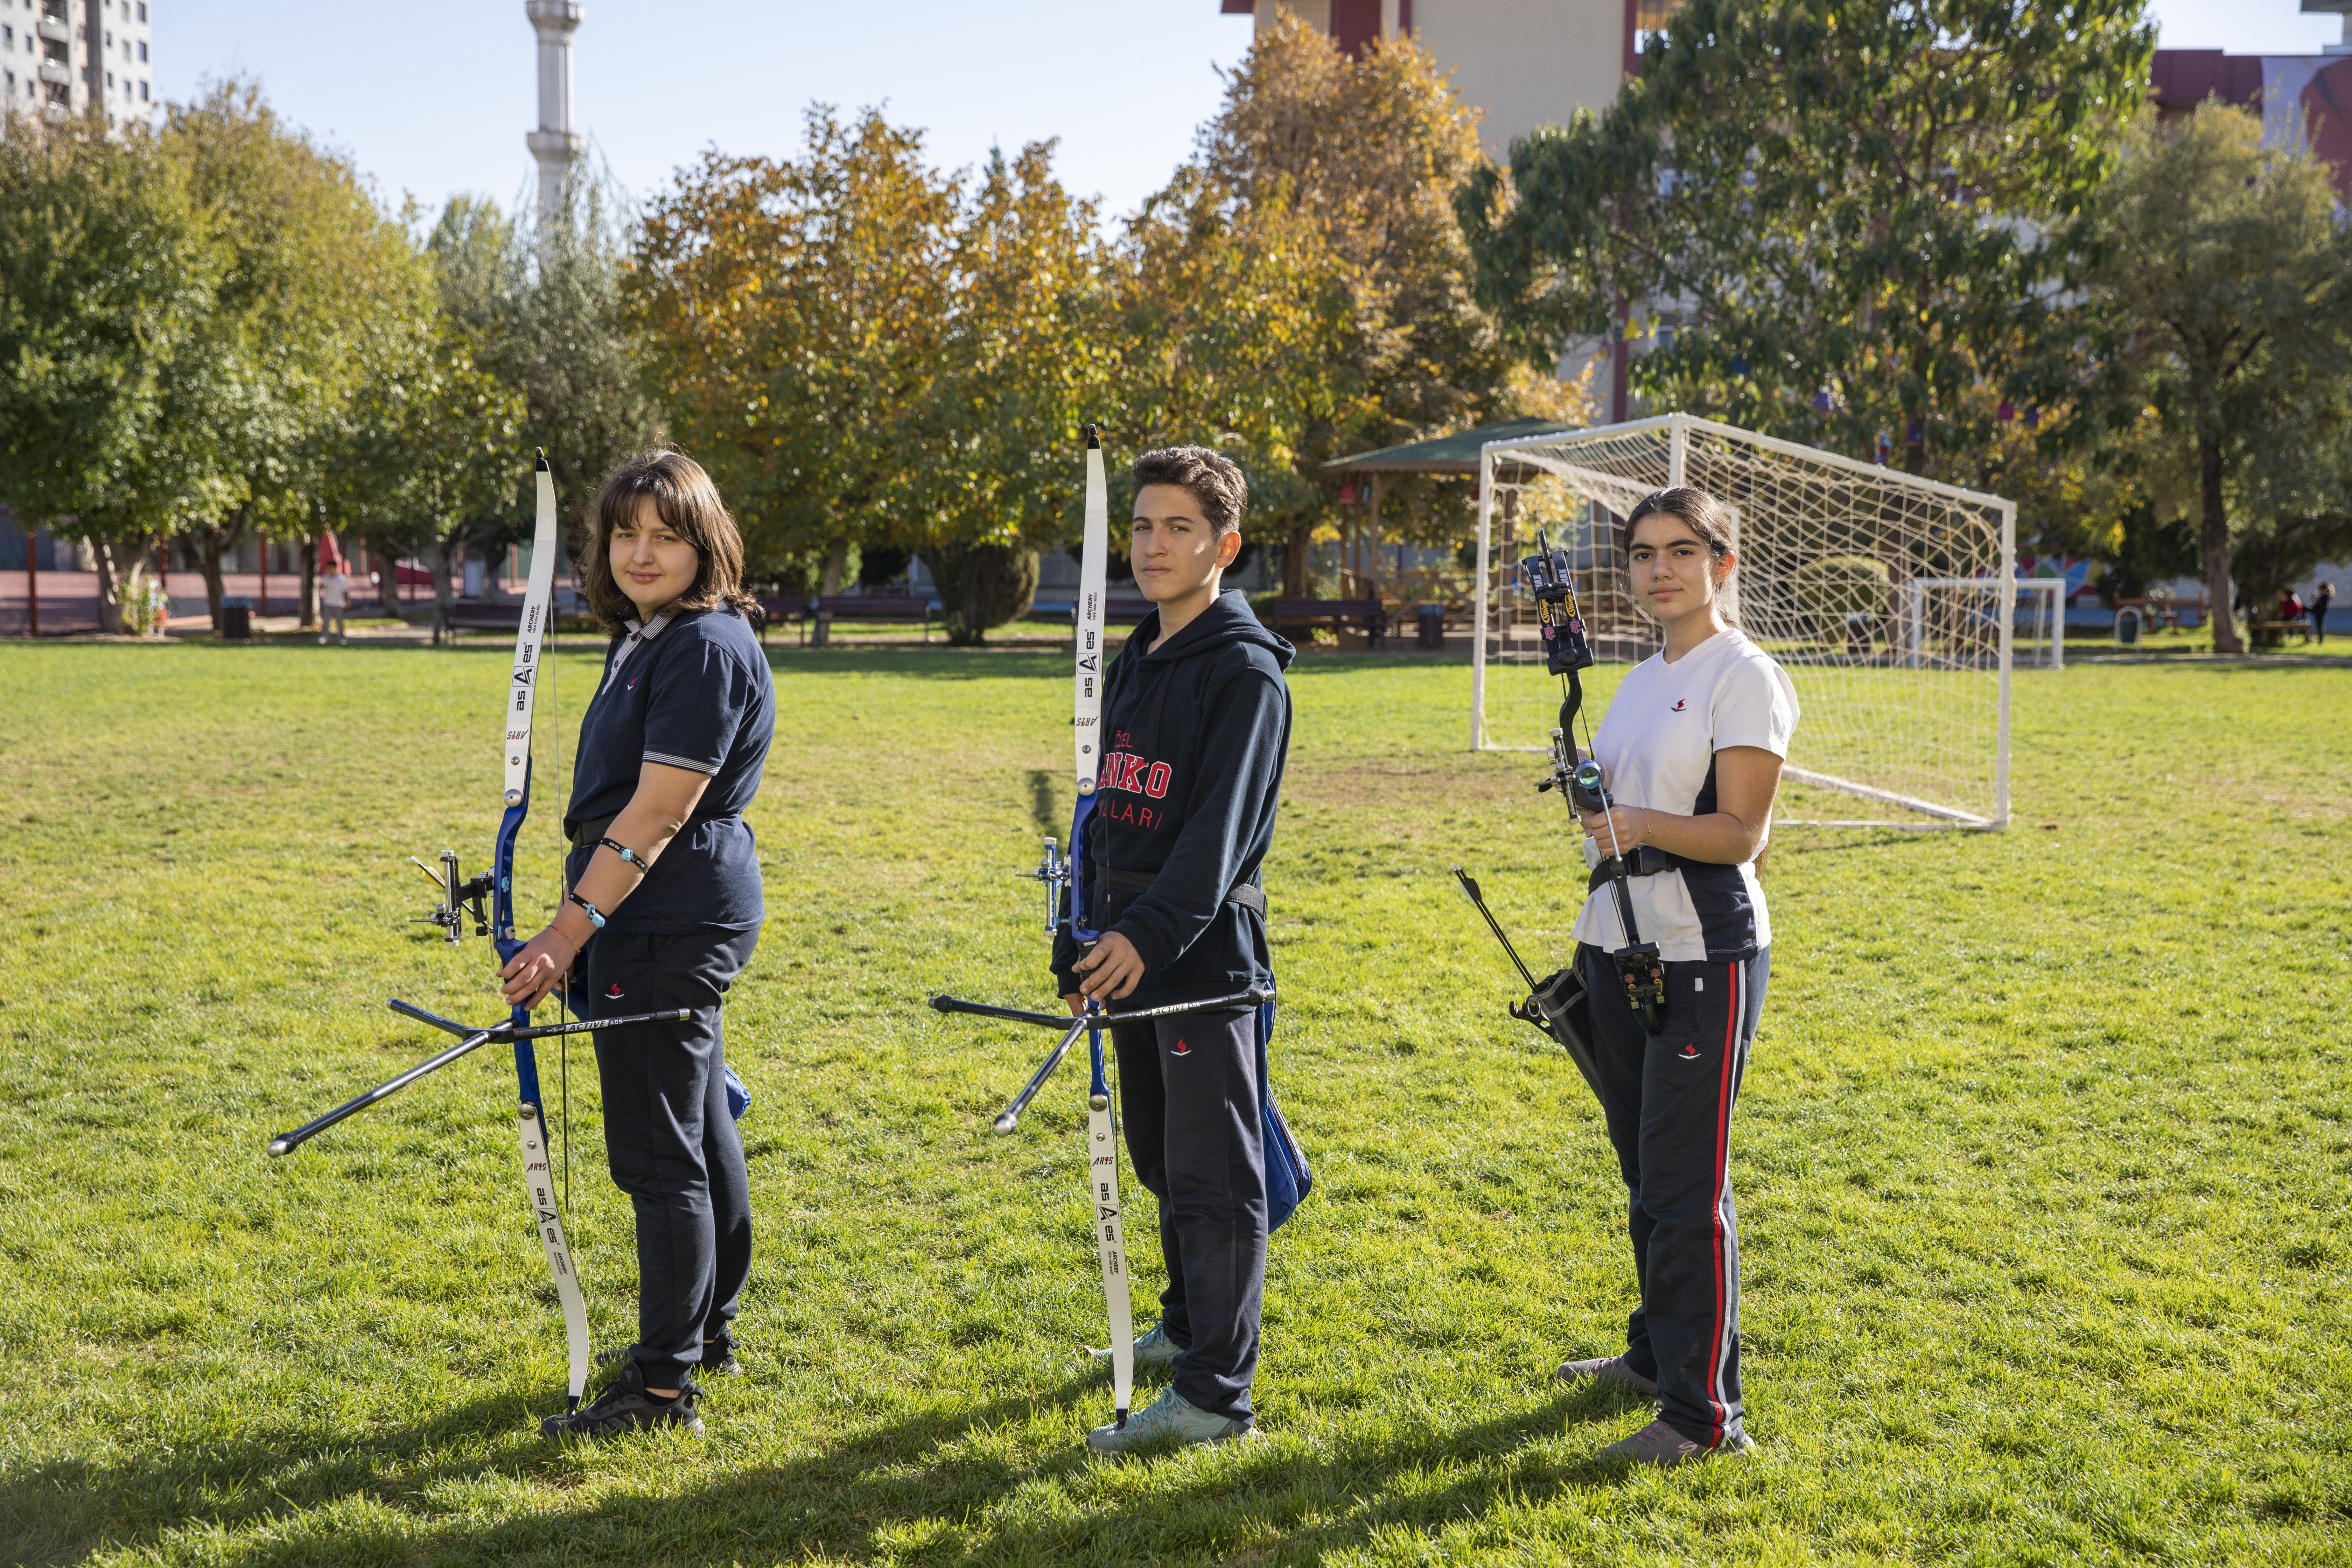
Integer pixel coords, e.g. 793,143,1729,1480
635,108,957,644
429,167,664,549
917,142,1120,643
164,82,423,631
0,108,226,633
331,298,524,640
1167,15,1520,593
1117,166,1356,590
2063,103,2352,652
1459,0,2154,490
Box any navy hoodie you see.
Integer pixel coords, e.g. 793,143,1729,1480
1050,589,1295,1012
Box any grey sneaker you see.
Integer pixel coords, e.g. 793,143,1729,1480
541,1360,703,1439
1556,1353,1658,1398
1085,1385,1256,1455
1600,1418,1751,1467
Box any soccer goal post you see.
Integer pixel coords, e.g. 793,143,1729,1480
1470,412,2021,830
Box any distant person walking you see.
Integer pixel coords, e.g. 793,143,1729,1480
2314,582,2334,644
319,562,350,645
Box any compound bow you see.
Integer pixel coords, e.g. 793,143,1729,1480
266,451,686,1417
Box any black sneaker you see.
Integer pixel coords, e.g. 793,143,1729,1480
596,1335,743,1377
541,1359,703,1438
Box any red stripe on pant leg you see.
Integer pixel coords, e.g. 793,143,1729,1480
1706,960,1737,1444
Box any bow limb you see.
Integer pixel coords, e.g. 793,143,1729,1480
495,451,593,1413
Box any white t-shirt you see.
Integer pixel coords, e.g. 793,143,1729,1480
321,572,349,609
1569,627,1800,962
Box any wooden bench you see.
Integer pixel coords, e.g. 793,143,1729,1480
1261,596,1387,650
757,594,933,645
442,602,524,634
2250,618,2312,649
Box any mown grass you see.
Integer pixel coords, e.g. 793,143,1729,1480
0,640,2346,1567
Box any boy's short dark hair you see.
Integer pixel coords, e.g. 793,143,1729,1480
1130,447,1248,535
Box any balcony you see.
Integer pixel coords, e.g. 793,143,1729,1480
35,16,67,42
37,59,70,85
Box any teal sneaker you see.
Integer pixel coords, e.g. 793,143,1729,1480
1084,1385,1256,1455
1130,1320,1183,1368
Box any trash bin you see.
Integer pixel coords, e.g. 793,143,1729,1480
220,595,252,641
2115,607,2141,648
1416,603,1445,650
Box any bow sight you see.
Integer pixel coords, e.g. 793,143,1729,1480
1518,526,1596,682
412,851,493,941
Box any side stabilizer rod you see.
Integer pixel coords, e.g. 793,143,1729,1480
930,987,1273,1135
264,1001,695,1157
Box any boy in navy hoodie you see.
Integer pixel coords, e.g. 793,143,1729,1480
1053,446,1295,1454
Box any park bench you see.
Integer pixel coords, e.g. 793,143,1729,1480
2250,619,2313,649
757,594,934,645
1261,596,1387,650
442,602,524,634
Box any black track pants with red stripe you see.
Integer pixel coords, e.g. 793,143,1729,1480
1580,944,1770,1449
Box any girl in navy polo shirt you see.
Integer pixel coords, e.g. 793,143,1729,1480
498,451,775,1438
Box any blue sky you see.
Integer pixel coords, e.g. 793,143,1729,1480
153,0,2347,228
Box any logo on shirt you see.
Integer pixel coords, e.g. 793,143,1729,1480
606,983,625,1000
627,677,640,692
1670,698,1688,712
1170,1038,1192,1057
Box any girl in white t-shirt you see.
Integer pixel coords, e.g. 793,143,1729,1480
1553,486,1799,1468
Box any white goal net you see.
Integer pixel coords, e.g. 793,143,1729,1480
1472,413,2028,829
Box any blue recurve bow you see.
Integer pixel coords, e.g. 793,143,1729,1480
266,450,687,1418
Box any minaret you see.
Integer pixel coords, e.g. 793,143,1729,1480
525,1,585,227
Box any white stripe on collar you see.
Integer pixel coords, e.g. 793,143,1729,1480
601,612,675,695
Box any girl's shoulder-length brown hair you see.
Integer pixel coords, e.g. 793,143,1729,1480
581,451,761,637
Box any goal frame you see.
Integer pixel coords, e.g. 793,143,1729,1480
1469,412,2021,830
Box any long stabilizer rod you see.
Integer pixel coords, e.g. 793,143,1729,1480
265,1000,693,1157
930,987,1271,1033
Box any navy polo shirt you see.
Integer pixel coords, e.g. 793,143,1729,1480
563,607,775,934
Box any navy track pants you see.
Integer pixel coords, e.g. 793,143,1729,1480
1111,1007,1266,1421
1580,943,1770,1448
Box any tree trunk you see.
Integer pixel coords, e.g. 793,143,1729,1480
2198,433,2242,655
198,523,232,633
811,537,849,648
89,535,122,636
431,536,458,646
299,531,318,629
1284,520,1314,597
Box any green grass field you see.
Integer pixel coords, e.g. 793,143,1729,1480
1,642,2346,1566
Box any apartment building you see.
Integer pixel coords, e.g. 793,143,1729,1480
1,0,153,128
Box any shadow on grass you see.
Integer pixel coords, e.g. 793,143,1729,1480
4,1372,1649,1568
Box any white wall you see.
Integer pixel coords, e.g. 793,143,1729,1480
1251,0,1627,159
1411,0,1625,156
